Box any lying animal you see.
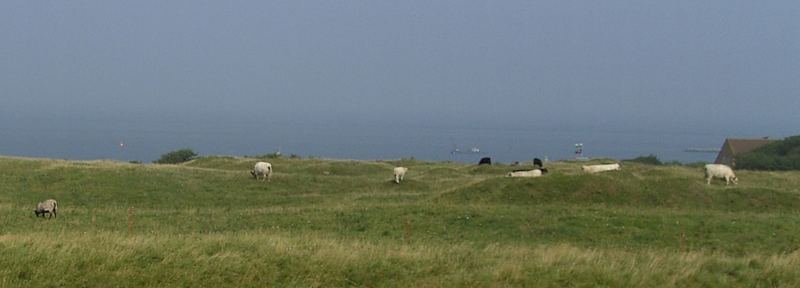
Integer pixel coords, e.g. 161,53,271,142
35,199,58,218
506,168,548,177
581,163,620,173
704,164,738,185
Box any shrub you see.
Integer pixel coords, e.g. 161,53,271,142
248,152,282,159
154,148,198,164
624,154,662,165
736,135,800,170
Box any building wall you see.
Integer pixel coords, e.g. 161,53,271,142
714,141,734,166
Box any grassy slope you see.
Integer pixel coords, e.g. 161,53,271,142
1,156,800,287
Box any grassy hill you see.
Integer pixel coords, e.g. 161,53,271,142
2,155,800,287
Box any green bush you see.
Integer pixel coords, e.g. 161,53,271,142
737,135,800,170
154,148,198,164
248,152,282,159
624,154,662,165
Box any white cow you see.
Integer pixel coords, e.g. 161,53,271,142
251,162,273,182
35,199,58,218
704,164,737,185
506,169,543,178
393,167,408,184
581,163,620,173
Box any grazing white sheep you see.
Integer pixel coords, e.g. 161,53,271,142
704,164,738,185
250,162,273,182
34,199,58,218
393,167,408,184
581,163,620,173
506,169,543,178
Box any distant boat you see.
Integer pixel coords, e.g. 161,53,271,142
450,146,485,155
684,147,721,153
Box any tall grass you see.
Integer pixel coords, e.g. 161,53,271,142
3,232,800,287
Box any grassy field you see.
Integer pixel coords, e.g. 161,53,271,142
1,155,800,287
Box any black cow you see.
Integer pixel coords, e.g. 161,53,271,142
533,158,543,168
478,157,492,165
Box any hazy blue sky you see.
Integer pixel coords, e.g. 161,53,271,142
2,1,798,136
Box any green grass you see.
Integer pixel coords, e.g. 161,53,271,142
1,156,800,287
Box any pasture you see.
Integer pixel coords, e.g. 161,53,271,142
1,156,800,287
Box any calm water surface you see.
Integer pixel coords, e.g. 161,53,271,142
0,117,769,164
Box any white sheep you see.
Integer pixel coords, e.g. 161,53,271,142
251,162,273,182
393,167,408,184
581,163,620,173
704,164,738,185
34,199,58,218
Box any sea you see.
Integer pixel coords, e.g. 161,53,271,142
0,116,778,164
